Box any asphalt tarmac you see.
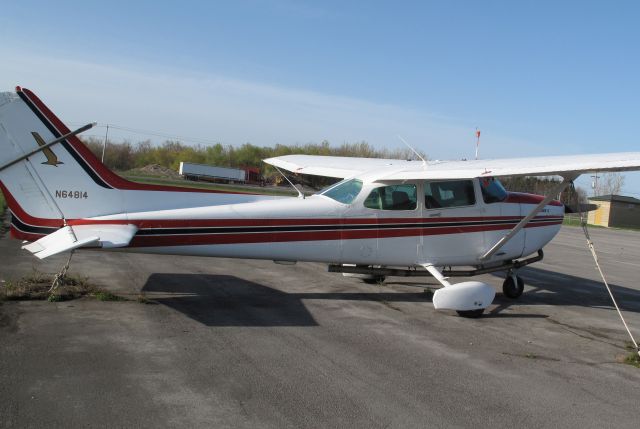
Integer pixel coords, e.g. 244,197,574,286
1,225,639,428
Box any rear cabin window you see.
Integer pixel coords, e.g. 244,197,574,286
321,179,363,204
424,180,476,209
364,184,417,210
479,177,508,204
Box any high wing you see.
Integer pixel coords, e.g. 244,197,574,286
264,152,640,180
263,154,417,178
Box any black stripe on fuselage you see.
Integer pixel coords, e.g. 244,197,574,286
17,91,112,189
10,214,59,235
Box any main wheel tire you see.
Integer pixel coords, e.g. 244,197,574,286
363,276,386,285
502,276,524,299
456,309,485,318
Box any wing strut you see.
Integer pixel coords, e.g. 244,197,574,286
480,175,577,261
273,166,304,199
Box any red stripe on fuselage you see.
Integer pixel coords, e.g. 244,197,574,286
505,192,564,206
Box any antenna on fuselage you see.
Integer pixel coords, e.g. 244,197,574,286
397,135,426,169
274,166,304,199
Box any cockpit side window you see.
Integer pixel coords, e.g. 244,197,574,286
424,180,476,209
364,184,417,210
479,177,508,204
321,179,363,204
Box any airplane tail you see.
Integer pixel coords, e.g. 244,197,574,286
0,87,131,239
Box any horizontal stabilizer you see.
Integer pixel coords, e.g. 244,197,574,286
22,224,138,259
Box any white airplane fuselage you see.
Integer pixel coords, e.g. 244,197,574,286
126,185,563,267
8,178,563,268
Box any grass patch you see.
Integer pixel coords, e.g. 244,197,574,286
563,215,640,232
0,272,94,301
0,272,125,303
93,291,127,302
621,341,640,368
562,216,584,227
47,293,65,302
562,216,605,229
623,353,640,368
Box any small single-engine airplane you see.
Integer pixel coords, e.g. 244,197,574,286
1,87,640,317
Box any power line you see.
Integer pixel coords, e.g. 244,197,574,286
68,122,223,146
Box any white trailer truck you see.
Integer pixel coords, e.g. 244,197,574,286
179,162,246,183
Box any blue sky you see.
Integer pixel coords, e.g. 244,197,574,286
1,0,639,194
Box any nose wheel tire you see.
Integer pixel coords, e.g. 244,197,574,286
502,275,524,299
456,309,485,318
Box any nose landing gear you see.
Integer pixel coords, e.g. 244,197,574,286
502,270,524,299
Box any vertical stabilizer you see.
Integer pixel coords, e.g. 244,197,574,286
0,87,125,231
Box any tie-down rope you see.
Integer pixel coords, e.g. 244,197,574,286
572,183,639,359
49,250,74,293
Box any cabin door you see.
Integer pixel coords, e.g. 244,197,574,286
421,179,486,266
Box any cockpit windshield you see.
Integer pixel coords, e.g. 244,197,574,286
320,179,363,204
479,177,508,203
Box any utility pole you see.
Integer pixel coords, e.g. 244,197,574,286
591,174,600,196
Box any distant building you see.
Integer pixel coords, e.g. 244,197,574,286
587,195,640,228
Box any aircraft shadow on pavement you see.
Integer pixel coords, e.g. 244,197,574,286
490,266,640,314
142,273,432,327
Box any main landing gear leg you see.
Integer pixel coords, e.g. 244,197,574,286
502,269,524,299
